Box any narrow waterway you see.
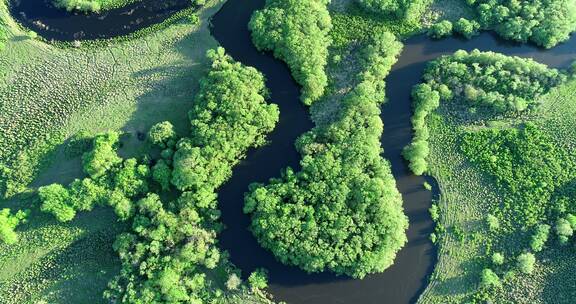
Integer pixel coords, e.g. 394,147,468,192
8,0,576,303
8,0,191,40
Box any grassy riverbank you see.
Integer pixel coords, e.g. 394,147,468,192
0,0,272,302
418,75,576,303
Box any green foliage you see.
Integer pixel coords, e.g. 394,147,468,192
356,0,431,22
245,32,408,278
429,204,440,222
530,224,551,252
248,268,268,290
405,49,566,175
486,214,500,231
39,183,76,222
64,131,93,159
152,160,172,191
428,20,453,39
83,132,122,179
491,252,504,265
0,208,29,245
424,49,565,113
172,48,279,191
39,132,150,222
102,49,279,303
461,124,574,227
480,268,501,288
148,121,177,148
403,83,439,175
53,0,140,12
249,0,332,105
454,18,481,39
466,0,576,48
555,217,574,245
516,252,536,274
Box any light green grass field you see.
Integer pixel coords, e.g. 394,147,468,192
0,0,231,302
418,78,576,303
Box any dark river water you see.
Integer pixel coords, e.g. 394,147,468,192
8,0,576,303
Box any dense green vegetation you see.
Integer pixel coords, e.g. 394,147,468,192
53,0,140,12
415,49,576,303
356,0,431,22
172,48,279,191
461,124,574,226
249,0,332,105
30,48,279,303
466,0,576,48
404,49,566,175
0,208,28,244
245,32,408,279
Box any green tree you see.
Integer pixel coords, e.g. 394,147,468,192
248,268,268,290
428,20,453,39
0,209,29,244
39,184,76,222
249,0,332,105
530,224,550,252
82,132,122,178
148,121,177,148
516,252,536,274
480,268,501,288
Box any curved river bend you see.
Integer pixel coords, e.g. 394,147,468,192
8,0,576,303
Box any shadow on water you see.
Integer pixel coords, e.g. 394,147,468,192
8,0,576,302
8,0,191,41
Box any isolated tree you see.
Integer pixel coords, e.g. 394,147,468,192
148,121,176,148
516,253,536,274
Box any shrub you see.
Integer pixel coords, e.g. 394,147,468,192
0,209,29,245
428,20,453,39
480,268,501,288
516,253,536,274
530,224,551,252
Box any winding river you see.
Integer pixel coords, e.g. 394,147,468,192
8,0,576,303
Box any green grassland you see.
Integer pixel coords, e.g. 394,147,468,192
0,0,247,302
418,78,576,303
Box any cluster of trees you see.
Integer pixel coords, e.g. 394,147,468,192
0,208,29,245
106,48,278,303
39,132,150,222
356,0,431,22
249,0,332,105
35,48,278,302
404,50,565,175
171,47,279,191
428,18,481,39
425,50,565,113
245,32,408,278
402,83,439,175
466,0,576,48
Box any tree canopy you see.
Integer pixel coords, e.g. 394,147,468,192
245,32,408,278
467,0,576,48
249,0,332,105
171,48,279,191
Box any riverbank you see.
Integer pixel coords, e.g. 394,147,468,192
418,60,576,303
0,0,229,302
